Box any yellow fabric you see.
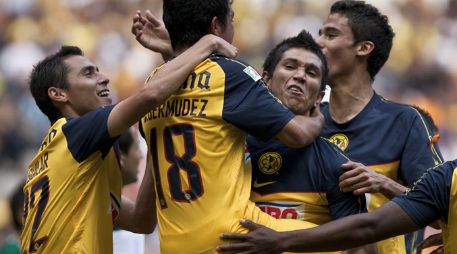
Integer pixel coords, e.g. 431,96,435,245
141,59,316,254
20,118,122,253
363,161,406,254
442,168,457,254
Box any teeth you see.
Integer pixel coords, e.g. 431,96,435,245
98,91,110,97
289,87,301,93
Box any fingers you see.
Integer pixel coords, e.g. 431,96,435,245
417,233,443,250
145,10,162,27
341,161,360,170
216,243,251,253
430,246,444,254
240,219,262,231
219,233,249,241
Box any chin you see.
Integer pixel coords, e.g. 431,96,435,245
101,98,113,106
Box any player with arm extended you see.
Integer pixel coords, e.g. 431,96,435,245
136,0,328,253
217,159,457,254
248,30,374,254
20,32,237,253
316,1,443,253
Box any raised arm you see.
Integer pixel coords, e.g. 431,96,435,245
107,34,237,137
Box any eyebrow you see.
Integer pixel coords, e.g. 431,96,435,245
282,58,321,71
79,65,98,75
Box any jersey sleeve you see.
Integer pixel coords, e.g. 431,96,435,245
62,105,117,162
399,109,444,185
319,139,368,219
216,58,295,141
392,161,455,227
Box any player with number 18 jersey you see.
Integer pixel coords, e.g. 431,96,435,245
140,53,316,254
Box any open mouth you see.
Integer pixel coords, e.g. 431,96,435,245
287,85,303,95
97,89,110,97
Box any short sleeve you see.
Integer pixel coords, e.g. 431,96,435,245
399,110,444,185
62,105,117,162
393,161,455,227
215,57,294,141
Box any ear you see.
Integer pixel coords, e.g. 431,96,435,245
356,41,375,57
261,71,271,84
119,154,126,170
209,16,224,36
317,91,325,104
48,87,68,103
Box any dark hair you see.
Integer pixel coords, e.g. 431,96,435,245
118,129,134,154
10,181,25,232
163,0,231,50
30,46,84,123
330,0,395,79
263,30,328,91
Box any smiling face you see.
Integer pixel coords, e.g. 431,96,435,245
265,48,324,115
63,55,111,116
316,13,358,83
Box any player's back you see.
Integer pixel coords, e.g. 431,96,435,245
140,53,300,253
21,107,121,254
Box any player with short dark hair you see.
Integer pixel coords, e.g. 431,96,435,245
21,31,237,253
137,0,325,253
248,31,373,254
316,1,443,253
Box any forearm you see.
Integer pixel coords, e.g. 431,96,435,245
107,35,217,137
279,202,418,252
280,214,379,252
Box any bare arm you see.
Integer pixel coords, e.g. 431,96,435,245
217,202,419,253
107,34,237,137
115,156,157,233
275,103,324,148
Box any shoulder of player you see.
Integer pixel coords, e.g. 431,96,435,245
376,96,422,121
208,53,259,76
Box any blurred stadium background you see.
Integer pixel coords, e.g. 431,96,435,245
0,0,455,252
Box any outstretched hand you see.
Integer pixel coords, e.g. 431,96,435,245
131,10,173,59
216,219,283,254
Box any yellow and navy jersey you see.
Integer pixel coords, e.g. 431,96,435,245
21,105,122,254
321,93,443,254
392,160,457,254
248,136,367,225
140,53,313,254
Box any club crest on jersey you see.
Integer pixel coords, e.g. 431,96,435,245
328,133,349,151
258,152,282,174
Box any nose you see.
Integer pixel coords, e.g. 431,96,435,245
293,67,306,83
98,73,110,86
315,35,324,49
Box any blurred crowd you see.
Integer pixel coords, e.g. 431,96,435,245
0,0,456,251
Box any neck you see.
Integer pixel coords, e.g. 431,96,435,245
173,46,191,56
328,70,374,124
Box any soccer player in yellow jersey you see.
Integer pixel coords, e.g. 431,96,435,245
21,33,237,253
218,160,457,254
137,0,324,253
